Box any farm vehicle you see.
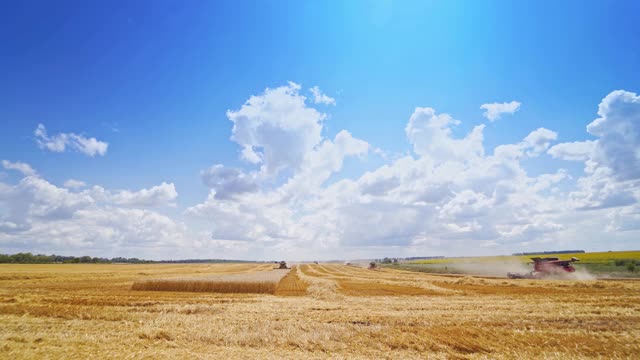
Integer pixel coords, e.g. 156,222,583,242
507,257,579,279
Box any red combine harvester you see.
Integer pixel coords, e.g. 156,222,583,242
507,257,579,279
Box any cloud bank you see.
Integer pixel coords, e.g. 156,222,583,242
184,86,640,259
0,172,183,257
2,86,639,260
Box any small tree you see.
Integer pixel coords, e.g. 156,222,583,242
627,263,636,273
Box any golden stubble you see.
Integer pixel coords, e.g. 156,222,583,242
1,263,639,359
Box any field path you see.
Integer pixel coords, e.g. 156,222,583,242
275,266,308,296
301,264,450,296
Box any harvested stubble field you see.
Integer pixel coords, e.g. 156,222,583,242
1,263,639,359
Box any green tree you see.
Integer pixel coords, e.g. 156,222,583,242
12,253,35,263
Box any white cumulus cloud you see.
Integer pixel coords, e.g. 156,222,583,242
0,174,185,256
226,82,325,176
521,128,558,156
405,107,485,161
2,160,38,177
548,140,596,161
201,165,258,200
309,86,336,105
480,101,521,121
586,90,640,181
63,179,87,189
111,182,178,207
35,123,108,157
552,90,640,210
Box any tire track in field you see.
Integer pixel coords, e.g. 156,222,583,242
275,266,308,296
309,264,458,296
301,264,443,296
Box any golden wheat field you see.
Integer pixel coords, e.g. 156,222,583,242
1,263,639,359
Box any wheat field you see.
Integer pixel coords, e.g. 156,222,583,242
1,263,639,359
131,268,292,293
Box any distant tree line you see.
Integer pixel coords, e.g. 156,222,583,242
157,259,250,263
0,253,145,264
512,250,585,256
0,253,252,264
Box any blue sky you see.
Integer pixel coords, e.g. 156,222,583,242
1,1,639,260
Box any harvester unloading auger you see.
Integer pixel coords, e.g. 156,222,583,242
507,257,579,279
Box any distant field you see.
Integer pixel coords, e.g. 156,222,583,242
404,251,640,278
1,263,639,359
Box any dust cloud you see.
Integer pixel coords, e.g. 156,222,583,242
446,261,596,280
446,261,531,277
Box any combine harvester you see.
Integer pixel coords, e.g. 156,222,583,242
507,257,580,279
